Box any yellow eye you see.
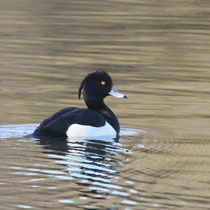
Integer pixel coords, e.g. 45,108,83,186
101,81,106,85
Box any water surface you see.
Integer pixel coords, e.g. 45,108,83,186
1,0,210,209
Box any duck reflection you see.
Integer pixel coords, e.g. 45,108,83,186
36,136,130,198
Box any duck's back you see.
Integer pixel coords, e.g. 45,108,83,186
33,107,106,138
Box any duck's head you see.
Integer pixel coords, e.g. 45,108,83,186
78,71,127,109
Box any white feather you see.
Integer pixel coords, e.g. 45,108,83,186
66,122,116,138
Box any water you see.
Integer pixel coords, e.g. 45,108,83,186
1,0,210,209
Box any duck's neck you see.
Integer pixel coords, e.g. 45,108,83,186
84,96,120,134
84,96,105,111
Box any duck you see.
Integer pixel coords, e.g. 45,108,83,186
32,71,127,138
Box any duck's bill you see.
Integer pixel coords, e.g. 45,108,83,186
109,86,127,99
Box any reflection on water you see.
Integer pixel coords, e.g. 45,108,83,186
1,125,141,209
0,124,209,209
43,138,133,201
1,0,210,209
0,124,146,209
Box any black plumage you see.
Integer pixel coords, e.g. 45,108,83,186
33,71,127,138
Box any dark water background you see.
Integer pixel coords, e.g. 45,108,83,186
1,0,210,209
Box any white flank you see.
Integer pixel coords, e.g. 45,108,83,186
66,122,116,138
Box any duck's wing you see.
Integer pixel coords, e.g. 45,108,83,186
33,107,78,137
33,108,105,137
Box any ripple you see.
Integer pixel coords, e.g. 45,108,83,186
120,127,147,136
17,205,32,209
59,200,75,204
41,170,65,175
55,176,73,180
0,124,36,139
111,190,129,196
122,200,138,206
